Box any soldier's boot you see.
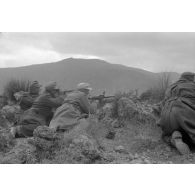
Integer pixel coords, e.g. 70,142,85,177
171,131,191,155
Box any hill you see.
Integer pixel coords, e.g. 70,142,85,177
0,58,180,95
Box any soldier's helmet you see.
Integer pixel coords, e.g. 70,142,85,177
29,81,41,93
180,72,195,81
45,81,59,92
77,83,92,91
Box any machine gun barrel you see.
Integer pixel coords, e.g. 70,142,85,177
89,95,115,101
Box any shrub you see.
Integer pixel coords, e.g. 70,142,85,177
111,90,139,118
140,87,164,103
3,79,31,101
140,73,172,103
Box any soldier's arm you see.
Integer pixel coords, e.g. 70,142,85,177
48,96,64,108
20,96,34,107
79,95,96,114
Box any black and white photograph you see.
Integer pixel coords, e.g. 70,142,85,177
0,32,195,164
1,1,195,194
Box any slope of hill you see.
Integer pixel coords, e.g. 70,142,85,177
0,58,180,95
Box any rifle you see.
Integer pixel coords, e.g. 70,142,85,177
89,95,115,101
89,95,115,109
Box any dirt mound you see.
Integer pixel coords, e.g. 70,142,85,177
62,135,102,163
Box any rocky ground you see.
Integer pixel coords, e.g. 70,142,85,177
98,123,195,164
1,120,195,164
1,97,195,164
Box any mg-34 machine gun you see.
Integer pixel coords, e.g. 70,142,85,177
89,92,115,108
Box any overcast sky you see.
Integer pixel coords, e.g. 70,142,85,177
0,32,195,73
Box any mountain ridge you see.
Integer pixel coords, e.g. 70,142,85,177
0,58,180,95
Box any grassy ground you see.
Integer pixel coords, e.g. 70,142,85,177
44,119,195,164
1,115,195,164
98,121,195,164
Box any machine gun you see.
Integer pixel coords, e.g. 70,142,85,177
89,95,115,101
89,94,115,108
57,89,115,106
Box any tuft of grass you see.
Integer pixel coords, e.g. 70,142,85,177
3,79,31,102
139,87,164,103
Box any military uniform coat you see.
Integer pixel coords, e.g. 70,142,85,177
18,93,63,137
159,78,195,142
49,91,95,131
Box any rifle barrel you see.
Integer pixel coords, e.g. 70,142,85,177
89,96,115,100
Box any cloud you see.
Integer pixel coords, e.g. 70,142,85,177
0,32,195,73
